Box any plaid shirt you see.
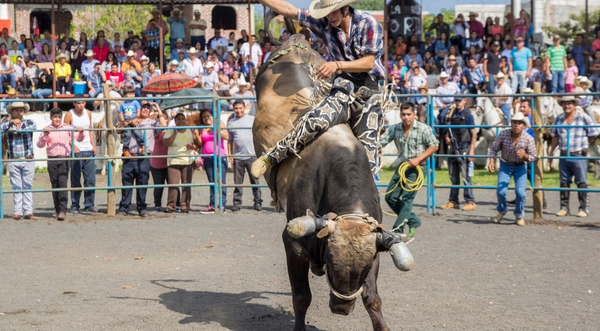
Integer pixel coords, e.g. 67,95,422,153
489,129,536,164
551,111,600,153
298,8,385,81
146,28,160,48
1,118,36,158
380,120,439,165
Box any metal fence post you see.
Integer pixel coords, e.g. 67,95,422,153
532,82,544,218
426,95,436,214
213,96,222,213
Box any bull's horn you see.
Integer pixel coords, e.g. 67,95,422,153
287,210,329,238
376,231,414,271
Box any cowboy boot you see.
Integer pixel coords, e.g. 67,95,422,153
251,81,354,178
577,183,589,217
556,182,570,216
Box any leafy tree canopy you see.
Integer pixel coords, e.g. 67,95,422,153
543,9,600,46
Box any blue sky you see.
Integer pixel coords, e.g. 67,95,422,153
281,0,511,15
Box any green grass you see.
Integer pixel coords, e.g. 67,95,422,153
377,166,600,188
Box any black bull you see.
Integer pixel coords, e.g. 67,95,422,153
252,35,412,331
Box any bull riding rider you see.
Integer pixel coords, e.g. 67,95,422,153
251,0,385,178
379,102,439,242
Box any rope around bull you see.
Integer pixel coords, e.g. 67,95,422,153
380,163,425,217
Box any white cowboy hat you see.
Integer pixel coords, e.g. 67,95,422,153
511,112,529,127
140,55,149,61
126,50,135,57
495,72,506,80
169,59,179,66
84,50,94,57
439,71,449,79
188,47,198,53
523,87,534,93
204,62,214,69
6,101,30,113
557,95,581,106
309,0,360,19
575,76,593,89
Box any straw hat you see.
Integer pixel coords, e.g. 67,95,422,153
6,87,16,95
85,50,94,57
557,95,580,106
495,72,506,80
6,101,30,113
575,76,593,89
57,53,68,60
126,50,135,57
511,112,529,127
309,0,360,19
418,85,428,92
140,55,149,61
439,71,449,79
205,62,214,69
188,47,198,53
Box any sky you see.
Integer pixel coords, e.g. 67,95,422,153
282,0,511,15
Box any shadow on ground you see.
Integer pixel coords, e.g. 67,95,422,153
113,279,322,330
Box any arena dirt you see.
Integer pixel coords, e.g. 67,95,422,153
1,173,599,330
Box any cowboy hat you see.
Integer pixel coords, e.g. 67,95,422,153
495,72,506,80
140,55,149,61
175,38,184,43
6,101,30,113
204,62,214,69
126,50,135,57
309,0,361,19
188,47,198,53
231,50,238,58
575,76,593,89
511,112,529,127
57,53,68,60
557,95,580,105
84,50,94,57
418,85,428,92
439,71,449,79
169,59,179,66
6,87,16,95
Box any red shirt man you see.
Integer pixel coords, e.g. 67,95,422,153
93,37,110,62
105,64,124,90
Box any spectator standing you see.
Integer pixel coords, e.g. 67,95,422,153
1,102,36,220
80,50,99,80
549,96,600,218
123,30,135,50
593,31,600,52
590,50,600,101
509,36,532,94
167,9,187,47
55,53,73,94
513,10,529,42
145,20,161,64
0,53,17,89
571,34,592,76
146,8,169,41
227,100,262,211
63,96,98,213
118,86,145,157
491,17,503,36
189,10,207,52
440,96,477,212
450,14,469,53
117,102,167,217
239,35,263,70
565,58,578,93
427,13,450,38
493,72,513,123
379,102,439,241
37,108,84,220
467,12,484,39
483,40,501,92
546,34,567,93
488,112,536,226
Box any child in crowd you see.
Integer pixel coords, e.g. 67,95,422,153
389,63,401,89
423,51,438,74
118,85,144,157
564,58,578,93
416,85,429,123
36,107,84,220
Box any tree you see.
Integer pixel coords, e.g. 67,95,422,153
353,0,384,11
422,8,455,36
543,9,600,46
72,5,153,40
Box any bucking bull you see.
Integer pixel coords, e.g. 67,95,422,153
252,34,412,331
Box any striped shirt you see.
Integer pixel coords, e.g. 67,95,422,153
298,7,385,81
547,45,566,71
489,129,536,164
1,118,36,158
551,110,600,153
380,120,439,165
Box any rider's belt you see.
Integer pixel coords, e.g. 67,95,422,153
560,150,586,156
501,159,525,166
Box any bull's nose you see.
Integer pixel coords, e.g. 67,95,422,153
329,295,356,315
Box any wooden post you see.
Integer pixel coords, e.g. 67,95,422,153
383,0,388,85
248,0,253,89
533,82,543,219
159,0,164,74
103,83,116,216
51,0,56,102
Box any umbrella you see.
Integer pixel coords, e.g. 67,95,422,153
142,73,198,94
159,88,217,111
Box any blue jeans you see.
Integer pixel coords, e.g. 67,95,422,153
499,104,511,124
448,156,475,203
122,124,145,150
32,88,53,99
118,158,150,214
71,150,97,211
577,64,586,76
486,74,496,94
551,70,565,93
510,70,528,94
1,73,16,89
202,156,227,207
559,158,587,186
496,161,527,218
591,75,600,100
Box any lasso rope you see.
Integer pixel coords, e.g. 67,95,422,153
380,163,425,217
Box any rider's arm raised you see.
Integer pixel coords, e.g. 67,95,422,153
259,0,299,20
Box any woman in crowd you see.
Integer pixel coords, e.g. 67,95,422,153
499,56,511,77
514,10,530,43
491,17,503,37
0,43,8,57
142,61,160,88
484,17,494,37
443,45,465,69
395,35,407,57
222,52,239,77
434,32,450,69
79,32,92,51
33,34,42,53
464,30,483,58
228,32,237,52
71,44,87,72
23,38,38,62
467,45,482,63
102,52,119,72
529,57,546,89
58,41,70,62
8,40,23,62
163,113,201,213
39,43,53,63
198,109,229,214
445,55,463,89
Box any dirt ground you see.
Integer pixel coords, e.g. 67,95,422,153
1,172,599,330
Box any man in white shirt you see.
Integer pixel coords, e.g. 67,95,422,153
189,9,207,52
0,54,17,89
201,62,219,91
0,28,16,49
181,47,203,82
207,29,228,51
493,72,513,124
239,35,263,69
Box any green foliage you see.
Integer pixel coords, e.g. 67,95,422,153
255,11,285,41
353,0,384,11
543,9,600,45
422,8,455,35
72,5,153,39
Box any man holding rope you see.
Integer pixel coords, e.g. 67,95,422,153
380,102,438,242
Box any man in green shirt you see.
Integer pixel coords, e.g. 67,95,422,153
427,14,451,38
380,102,439,242
546,34,567,93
